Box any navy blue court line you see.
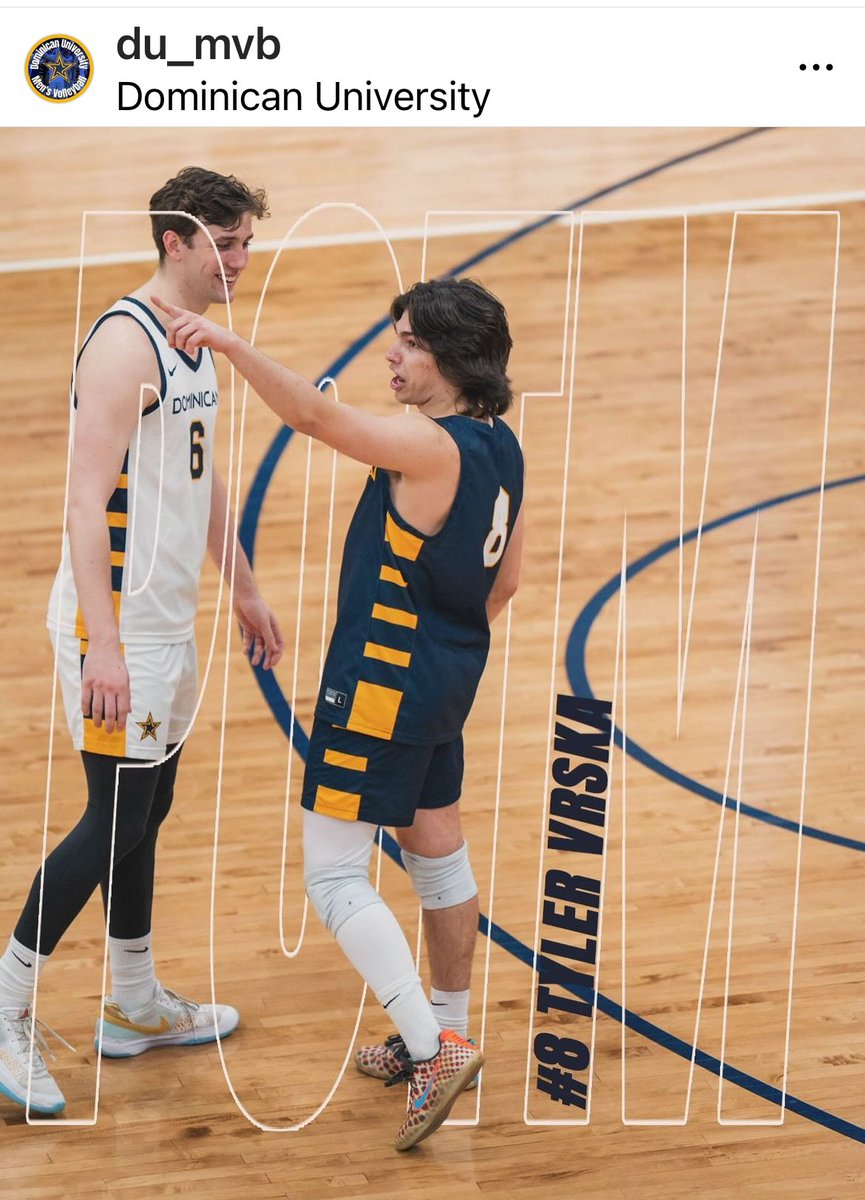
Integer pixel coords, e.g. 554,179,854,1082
373,829,864,1143
276,782,865,1143
566,473,865,855
237,127,865,1141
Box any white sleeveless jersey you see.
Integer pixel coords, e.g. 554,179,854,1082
47,296,219,644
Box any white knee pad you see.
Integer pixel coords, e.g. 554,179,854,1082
304,865,384,936
400,841,478,910
302,810,382,936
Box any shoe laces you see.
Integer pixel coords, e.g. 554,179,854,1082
383,1037,413,1088
155,985,200,1014
1,1006,76,1075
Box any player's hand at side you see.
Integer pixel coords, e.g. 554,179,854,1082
150,295,236,355
81,642,131,734
233,587,285,671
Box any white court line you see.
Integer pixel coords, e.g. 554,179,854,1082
597,519,625,1128
276,378,342,963
523,217,585,1127
316,383,340,690
420,209,573,287
5,190,865,276
422,210,579,1129
447,434,521,1127
618,517,631,1124
675,211,839,726
677,217,687,730
718,521,761,1122
266,201,401,964
278,434,314,960
124,383,164,598
622,211,841,1126
30,211,238,1125
26,210,85,1122
210,202,406,1132
677,211,738,732
717,212,840,1127
771,212,841,1124
622,513,758,1126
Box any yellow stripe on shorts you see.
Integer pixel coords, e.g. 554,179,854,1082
323,748,369,772
83,719,128,756
313,785,362,821
379,564,407,587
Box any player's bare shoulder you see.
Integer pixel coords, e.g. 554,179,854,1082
414,410,461,473
76,304,163,411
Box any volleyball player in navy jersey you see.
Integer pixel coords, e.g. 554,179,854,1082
154,278,524,1150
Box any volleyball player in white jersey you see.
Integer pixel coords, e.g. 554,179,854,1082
0,168,284,1115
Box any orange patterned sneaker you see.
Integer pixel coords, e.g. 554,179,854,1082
392,1030,482,1151
355,1033,410,1081
357,1032,479,1089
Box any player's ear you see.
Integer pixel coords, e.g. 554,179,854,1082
162,230,184,262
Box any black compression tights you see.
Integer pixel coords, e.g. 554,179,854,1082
15,746,182,954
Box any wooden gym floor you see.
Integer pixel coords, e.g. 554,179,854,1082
0,127,864,1198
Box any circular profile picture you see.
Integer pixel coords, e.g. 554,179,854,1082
25,35,93,103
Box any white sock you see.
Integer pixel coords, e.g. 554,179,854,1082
430,987,470,1038
108,934,158,1014
335,903,441,1062
0,936,48,1010
383,979,442,1063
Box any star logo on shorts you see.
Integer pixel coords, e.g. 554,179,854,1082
135,711,162,742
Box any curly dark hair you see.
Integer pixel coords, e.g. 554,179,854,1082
389,278,513,419
149,166,269,262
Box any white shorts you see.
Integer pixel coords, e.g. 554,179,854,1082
50,632,198,760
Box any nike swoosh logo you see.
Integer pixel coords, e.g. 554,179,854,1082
12,952,32,968
430,1002,446,1006
414,1065,439,1109
126,948,150,954
383,994,399,1010
102,1004,171,1036
168,365,177,376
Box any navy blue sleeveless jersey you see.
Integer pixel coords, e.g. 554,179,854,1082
315,414,524,745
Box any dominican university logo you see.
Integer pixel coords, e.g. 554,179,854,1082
26,36,93,103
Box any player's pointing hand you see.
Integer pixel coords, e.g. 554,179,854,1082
151,295,236,355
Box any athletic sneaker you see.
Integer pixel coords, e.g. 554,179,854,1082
390,1030,482,1151
0,1005,66,1114
95,985,239,1058
356,1032,479,1090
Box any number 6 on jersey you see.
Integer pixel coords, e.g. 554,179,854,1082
189,419,205,480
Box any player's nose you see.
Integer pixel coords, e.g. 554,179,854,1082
224,245,249,272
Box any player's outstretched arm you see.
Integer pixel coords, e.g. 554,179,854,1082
151,296,453,477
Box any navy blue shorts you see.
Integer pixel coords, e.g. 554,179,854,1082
300,717,464,826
